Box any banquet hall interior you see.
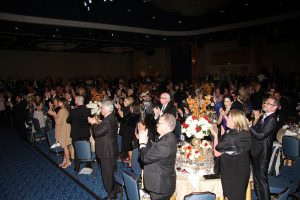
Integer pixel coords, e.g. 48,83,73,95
0,0,300,200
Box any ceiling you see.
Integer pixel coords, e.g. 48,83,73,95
0,0,299,53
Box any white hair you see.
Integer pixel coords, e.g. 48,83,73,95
101,101,114,113
76,96,84,105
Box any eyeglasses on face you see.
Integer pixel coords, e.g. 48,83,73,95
160,97,167,99
264,102,276,106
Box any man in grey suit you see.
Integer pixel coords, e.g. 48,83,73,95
249,97,279,200
88,101,119,200
139,114,177,200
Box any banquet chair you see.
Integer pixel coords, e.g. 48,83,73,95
31,117,47,146
269,157,300,194
131,148,142,178
123,171,140,200
282,136,300,161
271,187,289,200
268,142,282,176
184,192,216,200
46,128,63,162
74,140,96,176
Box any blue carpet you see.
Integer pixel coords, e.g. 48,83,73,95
0,127,97,200
32,131,130,200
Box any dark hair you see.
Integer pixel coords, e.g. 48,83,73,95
59,97,70,111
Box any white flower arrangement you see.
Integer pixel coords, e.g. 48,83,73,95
86,101,102,115
181,115,212,139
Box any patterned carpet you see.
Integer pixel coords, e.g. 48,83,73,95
0,127,97,200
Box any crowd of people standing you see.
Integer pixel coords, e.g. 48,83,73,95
0,72,299,200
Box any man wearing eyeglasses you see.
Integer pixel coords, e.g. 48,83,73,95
248,97,280,200
154,93,177,119
139,114,177,200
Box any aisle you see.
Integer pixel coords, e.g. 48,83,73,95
0,127,96,200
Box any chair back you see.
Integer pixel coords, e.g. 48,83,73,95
32,118,42,132
123,171,140,200
291,157,300,185
184,192,216,200
131,148,141,177
276,188,289,200
74,140,93,160
47,129,56,146
282,136,300,159
268,144,282,176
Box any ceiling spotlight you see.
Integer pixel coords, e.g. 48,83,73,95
220,10,225,13
84,2,87,6
146,35,149,38
152,16,156,20
163,38,166,41
111,33,114,37
127,9,131,12
89,0,92,3
87,7,90,11
244,2,249,6
178,20,182,24
14,27,19,30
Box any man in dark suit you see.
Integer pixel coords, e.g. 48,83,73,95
248,97,279,200
66,96,91,142
12,94,28,141
139,114,177,200
154,92,177,119
153,92,178,139
88,101,119,200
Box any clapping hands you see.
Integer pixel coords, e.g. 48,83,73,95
139,128,149,145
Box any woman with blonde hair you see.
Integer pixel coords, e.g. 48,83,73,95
210,109,252,200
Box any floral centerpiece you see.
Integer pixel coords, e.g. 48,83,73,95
181,140,212,161
180,95,215,162
86,88,103,116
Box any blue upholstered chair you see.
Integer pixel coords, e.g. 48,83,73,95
131,148,142,178
282,136,300,161
269,157,300,194
31,118,47,145
73,140,96,175
46,128,63,162
184,192,216,200
123,171,140,200
270,187,289,200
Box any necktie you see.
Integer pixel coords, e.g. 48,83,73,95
261,113,268,123
160,105,166,116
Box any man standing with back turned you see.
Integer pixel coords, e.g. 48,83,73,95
249,97,279,200
139,114,177,200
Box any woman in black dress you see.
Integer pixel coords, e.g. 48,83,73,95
210,109,252,200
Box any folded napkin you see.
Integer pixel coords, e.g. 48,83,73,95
285,130,297,136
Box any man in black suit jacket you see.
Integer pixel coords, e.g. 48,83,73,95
67,96,91,142
139,114,177,200
12,94,28,141
88,101,119,200
248,97,279,200
154,93,177,119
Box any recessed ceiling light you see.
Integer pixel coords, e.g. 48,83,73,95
178,20,182,24
127,9,131,12
111,33,114,37
146,35,149,38
163,38,166,41
14,27,18,30
152,16,156,20
220,10,225,13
